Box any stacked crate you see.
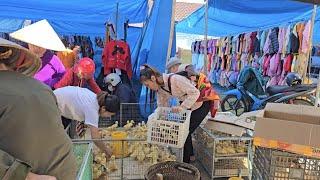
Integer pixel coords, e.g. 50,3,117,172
193,126,253,179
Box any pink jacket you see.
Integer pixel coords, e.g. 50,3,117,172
157,74,201,110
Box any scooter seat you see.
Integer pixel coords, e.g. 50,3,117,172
266,85,294,95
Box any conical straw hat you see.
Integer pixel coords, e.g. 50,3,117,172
10,19,66,51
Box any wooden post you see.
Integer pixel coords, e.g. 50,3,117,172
204,0,209,75
305,5,317,82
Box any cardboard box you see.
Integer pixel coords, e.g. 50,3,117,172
253,103,320,158
204,120,247,136
207,111,258,130
204,112,259,136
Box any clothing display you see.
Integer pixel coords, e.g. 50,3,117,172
191,20,313,88
102,40,133,78
60,35,94,59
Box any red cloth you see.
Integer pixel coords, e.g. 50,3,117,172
249,32,257,53
54,69,102,94
284,54,293,72
102,40,132,78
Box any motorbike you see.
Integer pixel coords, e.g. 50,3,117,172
221,67,316,116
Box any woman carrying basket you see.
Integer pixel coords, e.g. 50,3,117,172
139,64,217,163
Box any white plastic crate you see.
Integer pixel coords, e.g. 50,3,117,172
147,107,191,148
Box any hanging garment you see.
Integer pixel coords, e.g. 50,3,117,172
263,55,271,76
268,53,280,77
284,54,293,72
302,20,311,54
269,27,279,54
207,40,213,54
291,55,297,72
232,36,237,54
243,33,251,53
192,45,200,69
296,23,305,53
208,54,213,72
286,25,292,54
249,32,257,53
263,30,271,55
102,40,132,78
290,24,300,54
283,25,290,55
260,31,267,53
197,53,205,73
278,28,286,53
240,53,249,68
295,53,308,76
253,33,260,53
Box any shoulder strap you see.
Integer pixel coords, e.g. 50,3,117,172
160,74,174,95
168,74,173,94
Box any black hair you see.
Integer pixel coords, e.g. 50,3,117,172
139,64,161,82
104,94,120,113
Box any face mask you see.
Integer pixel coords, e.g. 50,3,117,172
108,84,114,92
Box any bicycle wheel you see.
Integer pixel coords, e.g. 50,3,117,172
221,94,247,116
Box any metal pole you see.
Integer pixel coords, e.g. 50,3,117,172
306,5,317,82
115,2,119,40
204,0,209,75
166,0,176,67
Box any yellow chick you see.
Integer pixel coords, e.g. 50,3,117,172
146,146,159,165
124,120,134,130
136,151,146,162
107,155,118,172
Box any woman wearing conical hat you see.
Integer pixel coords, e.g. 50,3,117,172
10,19,66,89
0,38,76,180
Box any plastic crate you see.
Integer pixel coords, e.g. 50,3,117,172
253,146,320,179
73,142,93,180
147,107,191,148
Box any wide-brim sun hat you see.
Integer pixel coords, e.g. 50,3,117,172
166,56,182,70
0,38,41,76
10,19,66,51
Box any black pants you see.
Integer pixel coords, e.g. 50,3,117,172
183,101,211,163
62,116,71,129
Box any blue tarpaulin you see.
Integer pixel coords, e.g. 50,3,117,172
0,0,147,36
0,0,148,80
132,0,175,118
177,0,320,43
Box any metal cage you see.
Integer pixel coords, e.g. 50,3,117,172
253,146,320,180
193,126,253,179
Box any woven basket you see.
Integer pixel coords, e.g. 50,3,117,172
144,161,200,180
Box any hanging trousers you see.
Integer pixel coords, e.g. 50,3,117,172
183,101,211,163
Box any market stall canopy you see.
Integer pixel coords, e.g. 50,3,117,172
295,0,320,4
176,0,320,43
0,0,147,35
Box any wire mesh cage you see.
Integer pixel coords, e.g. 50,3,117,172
99,103,156,128
253,146,320,180
193,126,253,179
89,138,183,180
